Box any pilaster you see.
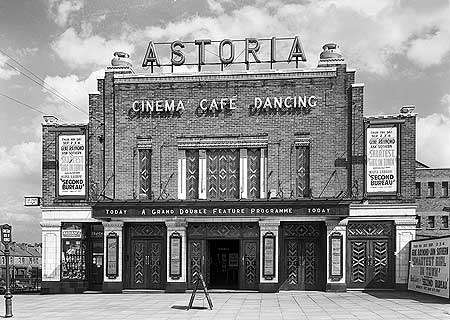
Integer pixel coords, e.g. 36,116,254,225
41,220,61,282
165,219,187,292
325,219,347,292
102,221,124,293
259,220,280,292
394,217,416,288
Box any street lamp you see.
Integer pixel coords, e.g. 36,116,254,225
1,224,12,318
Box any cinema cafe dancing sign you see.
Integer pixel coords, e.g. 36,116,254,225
142,36,307,71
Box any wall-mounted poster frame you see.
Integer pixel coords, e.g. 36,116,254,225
329,232,343,281
263,232,276,280
364,121,401,198
55,126,88,199
169,232,182,280
106,232,119,279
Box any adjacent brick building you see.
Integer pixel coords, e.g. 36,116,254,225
40,42,417,294
415,161,450,238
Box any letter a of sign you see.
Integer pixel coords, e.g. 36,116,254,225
288,36,307,64
142,41,161,68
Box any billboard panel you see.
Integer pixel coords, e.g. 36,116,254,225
408,236,450,298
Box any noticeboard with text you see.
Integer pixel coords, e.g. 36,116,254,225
408,237,449,299
366,126,398,195
58,134,86,197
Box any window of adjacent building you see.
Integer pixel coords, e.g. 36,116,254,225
427,182,435,197
416,216,421,229
442,181,449,197
138,149,152,199
415,182,421,197
180,148,267,200
442,216,449,229
296,146,310,198
427,216,435,229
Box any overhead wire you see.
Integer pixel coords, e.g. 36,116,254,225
0,49,103,123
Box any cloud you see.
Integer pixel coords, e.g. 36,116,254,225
416,96,450,168
0,55,19,80
43,69,104,121
0,142,41,179
51,27,134,69
49,0,84,27
129,0,450,75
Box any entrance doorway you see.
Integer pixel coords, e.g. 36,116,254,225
347,221,394,289
187,223,259,291
209,240,239,289
280,222,326,291
124,223,166,290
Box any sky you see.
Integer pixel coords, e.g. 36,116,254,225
1,0,450,242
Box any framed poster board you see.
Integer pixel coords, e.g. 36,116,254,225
365,124,399,196
106,232,119,279
329,232,343,280
169,232,182,279
263,232,276,279
408,236,450,299
57,133,87,198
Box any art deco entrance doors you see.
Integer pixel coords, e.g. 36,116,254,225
281,223,325,291
126,224,166,290
347,221,394,289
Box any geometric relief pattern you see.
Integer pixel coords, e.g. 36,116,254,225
351,241,367,283
190,240,202,284
207,149,239,199
296,146,310,198
283,224,321,237
134,242,145,284
186,149,199,199
150,242,161,285
287,240,298,285
207,223,241,238
188,223,259,239
244,241,257,285
304,242,316,286
373,240,388,283
247,148,261,199
347,223,392,238
130,224,165,237
139,149,151,199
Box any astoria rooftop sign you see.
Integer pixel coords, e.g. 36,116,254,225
142,36,307,72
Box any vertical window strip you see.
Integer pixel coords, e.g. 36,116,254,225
296,146,310,198
139,149,151,199
260,148,267,198
177,150,187,200
186,149,199,200
247,148,261,199
207,149,240,199
240,149,248,199
198,150,207,199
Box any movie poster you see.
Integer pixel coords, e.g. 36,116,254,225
408,237,449,298
366,126,397,194
58,134,86,197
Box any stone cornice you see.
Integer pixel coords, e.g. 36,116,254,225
114,67,337,84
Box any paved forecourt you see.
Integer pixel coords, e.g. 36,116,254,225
6,291,450,320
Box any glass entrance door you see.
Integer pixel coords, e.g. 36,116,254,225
209,240,239,289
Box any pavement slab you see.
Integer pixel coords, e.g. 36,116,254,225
0,290,449,320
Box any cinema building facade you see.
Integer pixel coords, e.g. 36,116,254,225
40,42,417,294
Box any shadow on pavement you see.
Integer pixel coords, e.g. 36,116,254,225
363,290,450,304
171,305,209,311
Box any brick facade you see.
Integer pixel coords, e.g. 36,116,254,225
41,44,417,293
415,165,450,238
